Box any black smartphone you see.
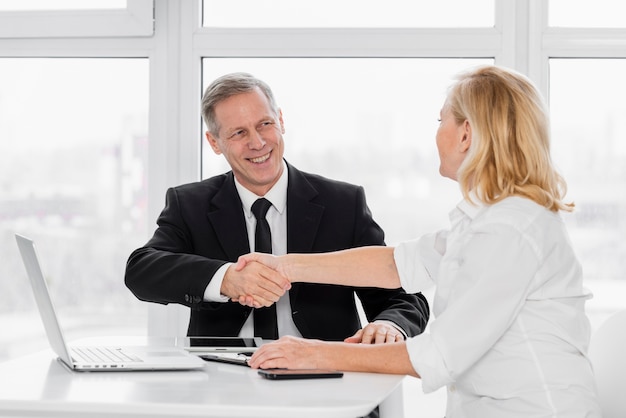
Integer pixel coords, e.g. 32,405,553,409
258,369,343,380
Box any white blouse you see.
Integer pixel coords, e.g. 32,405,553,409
394,196,601,418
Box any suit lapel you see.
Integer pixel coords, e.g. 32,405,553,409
285,163,324,254
206,173,251,262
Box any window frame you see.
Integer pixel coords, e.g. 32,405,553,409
0,0,153,38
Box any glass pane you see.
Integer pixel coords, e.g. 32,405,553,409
0,58,149,361
549,0,626,28
203,0,494,28
549,59,626,327
201,58,491,245
0,0,126,11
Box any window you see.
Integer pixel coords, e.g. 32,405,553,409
0,58,149,360
549,59,626,325
194,0,626,334
549,0,626,28
543,1,626,330
1,1,625,366
201,58,491,243
0,0,126,11
0,0,152,37
202,0,494,28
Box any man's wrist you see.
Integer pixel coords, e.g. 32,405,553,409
204,263,232,302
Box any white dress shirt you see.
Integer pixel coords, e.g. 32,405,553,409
394,196,601,417
204,161,303,338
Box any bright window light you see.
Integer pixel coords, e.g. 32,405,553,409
203,0,494,28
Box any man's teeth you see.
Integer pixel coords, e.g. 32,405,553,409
250,153,270,163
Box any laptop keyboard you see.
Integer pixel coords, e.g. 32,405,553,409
71,347,143,364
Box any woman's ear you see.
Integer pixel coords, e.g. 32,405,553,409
459,120,472,153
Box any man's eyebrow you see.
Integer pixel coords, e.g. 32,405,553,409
221,115,276,137
223,125,244,136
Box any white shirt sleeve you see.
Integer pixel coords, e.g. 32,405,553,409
203,263,232,302
393,231,444,292
405,333,450,393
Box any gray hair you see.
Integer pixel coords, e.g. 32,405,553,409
201,72,279,136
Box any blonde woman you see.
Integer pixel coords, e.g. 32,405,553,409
238,66,601,418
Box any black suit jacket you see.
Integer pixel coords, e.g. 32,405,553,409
125,162,429,340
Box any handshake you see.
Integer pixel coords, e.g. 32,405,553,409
221,253,291,308
220,248,407,345
221,246,396,308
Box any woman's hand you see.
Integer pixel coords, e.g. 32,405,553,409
248,336,327,370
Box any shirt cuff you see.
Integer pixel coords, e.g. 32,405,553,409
203,263,232,302
406,333,451,393
393,233,442,293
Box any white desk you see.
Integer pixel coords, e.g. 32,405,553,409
0,337,405,418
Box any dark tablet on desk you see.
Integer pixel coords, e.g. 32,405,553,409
200,353,251,367
181,337,262,353
258,369,343,380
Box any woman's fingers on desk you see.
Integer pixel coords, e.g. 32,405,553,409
344,322,404,344
249,336,324,370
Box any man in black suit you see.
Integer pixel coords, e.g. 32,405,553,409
125,72,429,344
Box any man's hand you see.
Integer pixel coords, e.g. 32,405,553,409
344,321,404,344
232,253,289,308
235,252,283,274
221,261,290,308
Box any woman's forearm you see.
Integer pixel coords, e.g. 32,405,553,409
283,246,401,289
322,340,419,378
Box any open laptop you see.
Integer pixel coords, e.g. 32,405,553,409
15,233,206,372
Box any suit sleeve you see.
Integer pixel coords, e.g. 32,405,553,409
351,186,430,337
124,187,227,308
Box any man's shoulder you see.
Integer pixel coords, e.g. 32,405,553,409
170,173,232,200
174,173,230,190
292,166,363,194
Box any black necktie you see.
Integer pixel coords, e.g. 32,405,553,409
251,198,278,339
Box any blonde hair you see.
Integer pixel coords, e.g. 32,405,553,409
449,65,573,212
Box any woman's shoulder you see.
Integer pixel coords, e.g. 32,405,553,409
476,196,560,231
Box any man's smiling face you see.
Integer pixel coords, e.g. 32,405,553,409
206,87,285,196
